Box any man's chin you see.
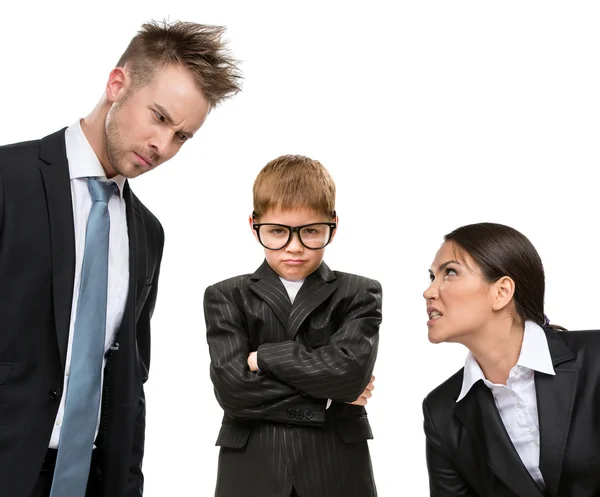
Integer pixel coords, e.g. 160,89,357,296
113,163,146,179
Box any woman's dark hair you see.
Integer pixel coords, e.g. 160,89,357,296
445,222,566,331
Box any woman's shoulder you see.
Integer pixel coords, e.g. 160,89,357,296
423,368,465,418
547,328,600,354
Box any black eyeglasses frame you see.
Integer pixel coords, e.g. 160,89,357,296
252,221,337,250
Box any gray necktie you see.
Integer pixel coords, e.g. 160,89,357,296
50,178,117,496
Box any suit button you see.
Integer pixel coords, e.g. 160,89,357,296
49,391,59,401
286,408,295,418
304,409,313,419
295,408,304,419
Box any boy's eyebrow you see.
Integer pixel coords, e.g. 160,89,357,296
154,102,194,139
428,260,460,274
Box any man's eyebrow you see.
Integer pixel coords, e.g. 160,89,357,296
154,103,194,139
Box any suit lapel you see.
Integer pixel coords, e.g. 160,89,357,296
536,329,578,497
107,183,143,406
38,129,75,369
454,382,546,497
249,261,292,330
287,263,337,339
123,184,147,324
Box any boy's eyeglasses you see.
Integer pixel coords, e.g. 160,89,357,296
252,222,337,250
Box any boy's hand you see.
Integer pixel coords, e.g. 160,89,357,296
346,375,375,406
248,351,259,372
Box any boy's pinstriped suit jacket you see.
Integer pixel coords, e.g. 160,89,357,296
204,260,381,497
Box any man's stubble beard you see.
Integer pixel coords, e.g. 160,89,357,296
104,101,147,179
105,115,134,179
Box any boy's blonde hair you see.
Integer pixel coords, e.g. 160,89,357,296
253,155,336,219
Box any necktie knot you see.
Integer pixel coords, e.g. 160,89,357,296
87,178,118,204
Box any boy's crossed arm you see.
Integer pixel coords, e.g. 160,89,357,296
205,284,327,426
254,279,382,404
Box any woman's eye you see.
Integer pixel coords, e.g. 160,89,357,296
445,268,457,277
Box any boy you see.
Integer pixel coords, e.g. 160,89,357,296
204,155,381,497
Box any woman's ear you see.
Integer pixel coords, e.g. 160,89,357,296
491,275,516,311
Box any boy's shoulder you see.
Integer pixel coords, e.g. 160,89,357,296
330,269,381,291
205,265,381,297
206,273,254,294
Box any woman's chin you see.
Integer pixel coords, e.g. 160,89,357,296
427,326,446,344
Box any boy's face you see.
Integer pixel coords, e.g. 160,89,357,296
250,207,337,281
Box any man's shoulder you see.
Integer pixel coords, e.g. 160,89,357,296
0,128,67,172
0,136,43,168
0,137,41,152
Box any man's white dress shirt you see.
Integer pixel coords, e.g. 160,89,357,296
49,120,129,448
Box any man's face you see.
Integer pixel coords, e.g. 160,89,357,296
104,64,210,178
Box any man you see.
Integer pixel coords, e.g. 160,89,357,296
0,20,241,497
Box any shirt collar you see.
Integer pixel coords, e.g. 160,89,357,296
456,320,555,402
279,276,305,286
518,320,556,375
65,119,126,197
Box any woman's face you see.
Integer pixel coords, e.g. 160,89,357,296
423,241,497,345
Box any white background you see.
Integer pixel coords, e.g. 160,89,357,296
2,1,600,495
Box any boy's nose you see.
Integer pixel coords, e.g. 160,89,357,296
285,232,304,252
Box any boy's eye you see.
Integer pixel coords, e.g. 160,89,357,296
302,228,318,235
269,228,287,236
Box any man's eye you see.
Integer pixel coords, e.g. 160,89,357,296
153,110,165,122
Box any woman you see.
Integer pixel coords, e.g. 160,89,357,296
422,222,600,497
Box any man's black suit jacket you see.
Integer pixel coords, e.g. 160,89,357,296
423,327,600,497
0,129,164,497
204,261,382,497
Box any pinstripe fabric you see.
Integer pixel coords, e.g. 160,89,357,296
204,261,381,497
